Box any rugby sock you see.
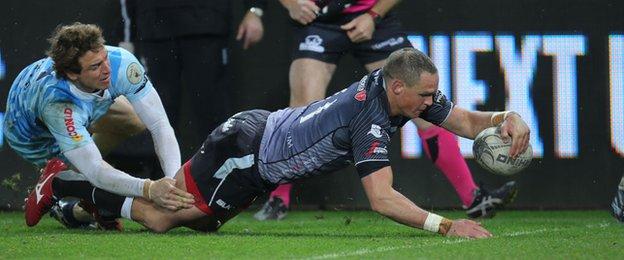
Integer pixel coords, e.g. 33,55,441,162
419,125,478,207
120,197,134,219
52,178,124,217
269,183,292,207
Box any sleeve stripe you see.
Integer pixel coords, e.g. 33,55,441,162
439,103,454,125
355,159,390,166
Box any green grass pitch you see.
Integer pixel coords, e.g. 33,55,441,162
1,210,622,258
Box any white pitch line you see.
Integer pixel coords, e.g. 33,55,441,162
302,239,470,260
301,223,612,260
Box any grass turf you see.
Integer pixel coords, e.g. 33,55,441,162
0,210,622,259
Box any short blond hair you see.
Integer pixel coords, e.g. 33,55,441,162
382,48,437,86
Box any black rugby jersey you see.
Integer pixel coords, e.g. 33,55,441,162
258,69,453,184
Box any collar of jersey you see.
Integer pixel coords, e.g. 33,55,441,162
68,81,111,101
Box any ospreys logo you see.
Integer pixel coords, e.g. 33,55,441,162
367,124,383,138
126,62,143,85
299,35,325,53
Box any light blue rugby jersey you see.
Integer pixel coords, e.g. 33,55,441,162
3,46,152,167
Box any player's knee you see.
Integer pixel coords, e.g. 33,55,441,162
147,219,174,233
151,223,173,233
142,214,174,233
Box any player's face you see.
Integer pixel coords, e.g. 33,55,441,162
396,72,438,118
69,46,111,92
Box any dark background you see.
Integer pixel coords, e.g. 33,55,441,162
0,0,622,211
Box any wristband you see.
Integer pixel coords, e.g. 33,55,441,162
143,179,153,200
423,213,443,233
490,111,520,126
366,9,382,23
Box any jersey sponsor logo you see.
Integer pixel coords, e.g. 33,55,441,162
216,199,232,210
374,147,388,155
357,75,368,91
371,37,405,50
126,62,143,85
299,35,325,53
354,90,367,101
367,124,383,138
365,141,381,157
300,100,337,123
63,108,83,142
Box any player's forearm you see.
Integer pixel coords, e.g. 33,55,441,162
130,88,181,177
149,120,181,178
370,0,401,17
64,143,147,197
442,107,493,139
370,190,453,235
370,189,429,228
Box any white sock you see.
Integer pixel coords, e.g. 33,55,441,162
121,197,134,220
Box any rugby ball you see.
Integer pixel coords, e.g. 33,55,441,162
472,127,532,176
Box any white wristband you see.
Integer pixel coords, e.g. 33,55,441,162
424,213,443,233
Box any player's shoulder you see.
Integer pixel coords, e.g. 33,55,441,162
350,70,387,111
106,45,148,95
36,64,74,104
106,45,136,62
106,45,141,75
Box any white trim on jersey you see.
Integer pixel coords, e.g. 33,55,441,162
439,104,455,126
209,154,255,206
354,159,390,166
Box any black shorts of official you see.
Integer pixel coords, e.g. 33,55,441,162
183,110,276,222
291,11,413,65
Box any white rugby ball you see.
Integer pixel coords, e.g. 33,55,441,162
472,127,532,176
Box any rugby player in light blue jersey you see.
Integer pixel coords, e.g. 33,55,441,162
3,23,194,228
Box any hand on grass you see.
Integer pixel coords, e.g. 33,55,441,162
446,219,493,239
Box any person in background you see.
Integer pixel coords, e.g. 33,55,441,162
119,0,267,158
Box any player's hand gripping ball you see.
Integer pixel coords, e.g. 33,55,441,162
472,127,532,176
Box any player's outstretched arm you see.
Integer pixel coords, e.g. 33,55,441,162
361,166,492,238
441,107,530,158
129,88,181,178
64,143,194,211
